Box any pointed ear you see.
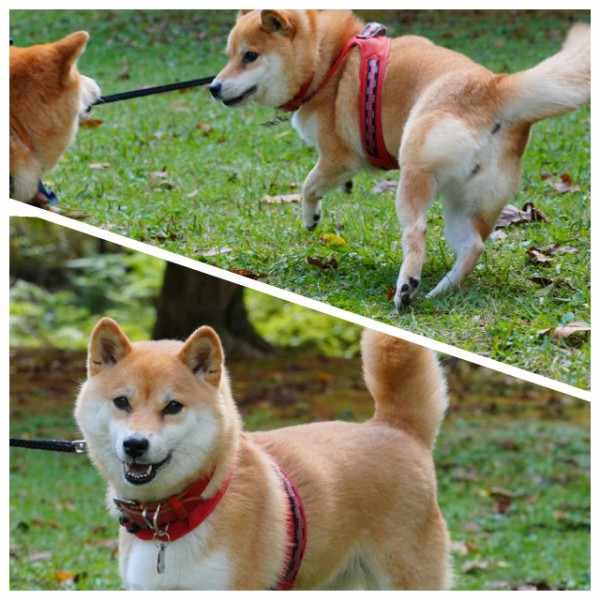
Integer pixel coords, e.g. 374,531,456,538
237,9,254,21
260,10,293,36
178,326,224,387
87,317,133,377
55,31,89,85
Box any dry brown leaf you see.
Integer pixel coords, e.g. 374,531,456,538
307,256,338,270
371,179,398,194
537,322,590,340
541,172,581,193
526,247,553,264
79,119,104,129
230,269,268,280
495,202,549,228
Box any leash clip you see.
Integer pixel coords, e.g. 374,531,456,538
260,112,290,127
72,440,87,453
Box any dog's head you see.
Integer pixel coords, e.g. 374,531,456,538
75,318,240,502
9,31,101,201
210,9,317,108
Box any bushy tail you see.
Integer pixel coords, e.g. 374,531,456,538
496,23,590,123
361,329,448,449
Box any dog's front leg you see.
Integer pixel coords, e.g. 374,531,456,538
394,169,436,310
301,158,358,230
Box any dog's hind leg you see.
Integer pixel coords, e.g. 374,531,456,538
393,168,437,309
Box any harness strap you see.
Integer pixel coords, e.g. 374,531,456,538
278,22,399,171
272,464,307,591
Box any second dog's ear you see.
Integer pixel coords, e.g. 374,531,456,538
260,10,293,36
87,317,133,376
237,9,254,21
178,326,224,387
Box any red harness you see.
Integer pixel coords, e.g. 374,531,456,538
279,22,399,171
113,461,307,590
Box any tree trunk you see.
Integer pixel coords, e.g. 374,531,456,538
152,263,272,358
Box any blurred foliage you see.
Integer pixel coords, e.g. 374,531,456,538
10,218,360,355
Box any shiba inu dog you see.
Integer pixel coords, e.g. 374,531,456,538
10,32,101,203
210,10,590,308
75,317,451,589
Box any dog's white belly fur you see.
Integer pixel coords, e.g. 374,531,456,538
123,527,232,590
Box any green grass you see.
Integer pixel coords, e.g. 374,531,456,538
9,347,590,590
9,10,591,389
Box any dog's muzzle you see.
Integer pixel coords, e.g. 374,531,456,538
209,81,257,107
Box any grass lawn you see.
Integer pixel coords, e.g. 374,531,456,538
9,10,591,390
9,347,590,590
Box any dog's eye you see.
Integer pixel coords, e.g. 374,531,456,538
162,400,183,416
243,51,259,64
113,396,131,412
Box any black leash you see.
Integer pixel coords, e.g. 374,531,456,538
94,75,215,106
10,438,87,453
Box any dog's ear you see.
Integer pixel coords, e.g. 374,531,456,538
237,9,254,21
178,326,224,387
260,10,294,36
55,31,89,86
87,317,133,377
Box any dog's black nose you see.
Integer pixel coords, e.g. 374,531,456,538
209,81,222,99
123,435,149,459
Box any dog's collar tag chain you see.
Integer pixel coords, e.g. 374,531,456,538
155,539,168,574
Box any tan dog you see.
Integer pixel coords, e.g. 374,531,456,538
210,10,590,308
75,317,450,589
10,32,101,203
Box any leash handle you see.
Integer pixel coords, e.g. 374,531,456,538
10,438,87,453
94,75,215,106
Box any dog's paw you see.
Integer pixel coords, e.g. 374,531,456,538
393,276,420,310
304,211,321,231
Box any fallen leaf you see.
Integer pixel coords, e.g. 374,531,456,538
28,551,52,562
88,162,110,170
526,247,553,264
201,246,233,257
537,322,590,340
386,285,396,301
196,123,213,132
552,322,591,340
230,269,268,280
319,233,346,247
149,171,169,180
261,193,302,204
371,179,398,194
307,256,338,270
495,203,549,228
544,243,578,255
541,172,581,193
489,229,507,241
79,119,103,129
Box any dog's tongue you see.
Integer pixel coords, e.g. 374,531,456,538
128,463,151,475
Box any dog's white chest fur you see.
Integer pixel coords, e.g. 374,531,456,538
123,528,232,590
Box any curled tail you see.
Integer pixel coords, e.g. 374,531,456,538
497,23,590,123
361,329,448,449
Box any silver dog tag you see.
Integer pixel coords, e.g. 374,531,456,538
156,542,167,574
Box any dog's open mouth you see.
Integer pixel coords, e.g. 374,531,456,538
123,456,169,485
223,85,257,107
